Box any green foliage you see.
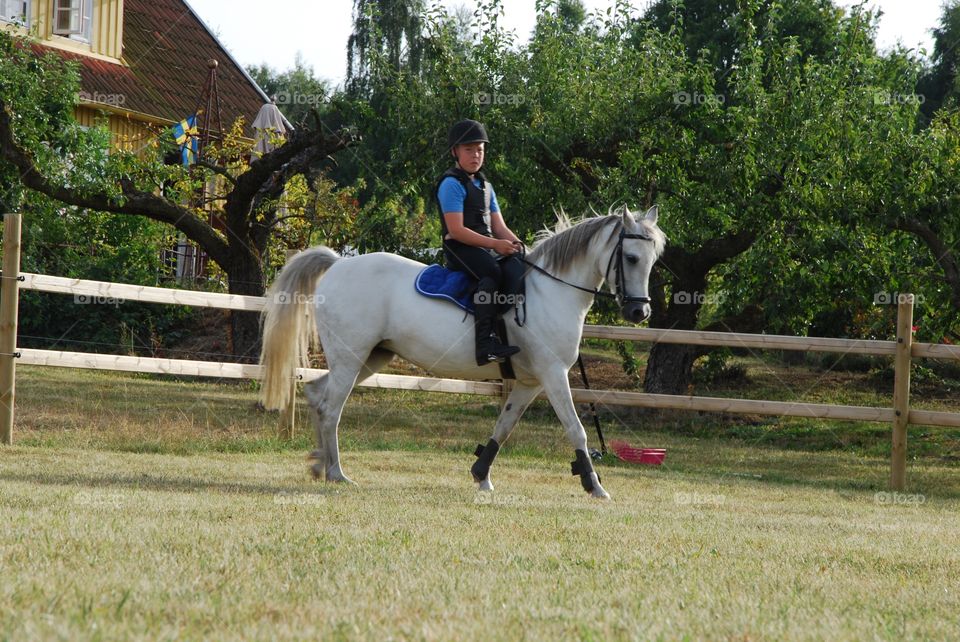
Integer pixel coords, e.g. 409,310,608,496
14,192,193,354
692,348,748,385
615,341,642,383
325,0,960,388
918,0,960,121
6,0,960,362
0,31,194,353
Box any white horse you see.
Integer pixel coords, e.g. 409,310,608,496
259,205,666,499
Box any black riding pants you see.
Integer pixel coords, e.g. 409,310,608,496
443,239,524,297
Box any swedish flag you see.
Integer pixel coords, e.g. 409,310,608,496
172,115,199,166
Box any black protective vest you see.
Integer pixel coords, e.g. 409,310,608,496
435,167,492,239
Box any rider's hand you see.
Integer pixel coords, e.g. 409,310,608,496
493,239,520,256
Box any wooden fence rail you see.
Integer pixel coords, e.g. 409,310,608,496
4,213,960,490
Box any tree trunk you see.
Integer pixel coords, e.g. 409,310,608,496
642,266,705,395
644,342,700,394
640,228,758,395
226,253,266,362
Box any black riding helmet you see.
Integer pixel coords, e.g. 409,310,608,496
447,119,489,149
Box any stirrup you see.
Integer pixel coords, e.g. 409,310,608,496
482,347,520,363
477,342,520,365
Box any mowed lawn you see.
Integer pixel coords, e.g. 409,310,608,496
2,366,960,640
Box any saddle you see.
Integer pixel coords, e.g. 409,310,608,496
414,263,527,379
414,264,527,317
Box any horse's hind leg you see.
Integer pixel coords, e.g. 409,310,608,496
471,382,542,492
307,347,394,483
357,347,395,384
304,374,328,471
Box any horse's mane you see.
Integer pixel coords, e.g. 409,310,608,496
527,208,666,272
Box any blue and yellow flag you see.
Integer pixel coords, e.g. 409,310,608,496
172,115,199,166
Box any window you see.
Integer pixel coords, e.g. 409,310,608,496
0,0,28,24
52,0,91,41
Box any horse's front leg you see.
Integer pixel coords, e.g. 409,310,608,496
539,368,610,499
471,382,542,491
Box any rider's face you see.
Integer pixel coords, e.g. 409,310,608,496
453,142,485,174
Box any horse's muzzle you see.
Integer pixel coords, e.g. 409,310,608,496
622,302,651,324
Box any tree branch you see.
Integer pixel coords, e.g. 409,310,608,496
891,212,960,310
195,159,237,186
0,99,231,267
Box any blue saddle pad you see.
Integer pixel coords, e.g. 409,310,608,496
415,264,475,314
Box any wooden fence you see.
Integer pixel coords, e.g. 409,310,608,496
2,213,959,490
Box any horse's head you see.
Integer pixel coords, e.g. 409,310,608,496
605,205,666,324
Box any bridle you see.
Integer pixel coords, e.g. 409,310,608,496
603,227,655,307
520,225,654,308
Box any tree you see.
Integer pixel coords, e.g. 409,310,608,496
643,0,846,88
346,0,427,96
918,0,960,122
0,33,353,359
308,0,960,392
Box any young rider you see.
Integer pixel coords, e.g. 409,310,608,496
436,119,525,366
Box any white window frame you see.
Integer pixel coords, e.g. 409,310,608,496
0,0,29,26
52,0,92,42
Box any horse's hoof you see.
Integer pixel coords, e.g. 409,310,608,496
309,463,324,480
327,474,357,485
477,479,494,492
590,486,611,500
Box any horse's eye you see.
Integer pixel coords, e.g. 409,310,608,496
625,255,639,265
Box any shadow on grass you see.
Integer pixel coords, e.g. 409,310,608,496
0,467,348,498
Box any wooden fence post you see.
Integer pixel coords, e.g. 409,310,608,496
1,213,22,445
278,249,299,440
890,293,914,491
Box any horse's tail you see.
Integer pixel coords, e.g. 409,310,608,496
260,247,341,410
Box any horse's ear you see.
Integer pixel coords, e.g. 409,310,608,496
643,205,659,225
617,203,632,224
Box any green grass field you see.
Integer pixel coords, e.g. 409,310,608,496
2,364,960,640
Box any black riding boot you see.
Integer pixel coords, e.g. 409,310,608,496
474,279,520,366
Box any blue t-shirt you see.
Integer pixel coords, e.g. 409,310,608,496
437,176,500,214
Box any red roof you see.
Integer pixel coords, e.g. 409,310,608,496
34,0,269,137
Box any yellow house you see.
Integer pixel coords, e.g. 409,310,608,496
1,0,272,154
